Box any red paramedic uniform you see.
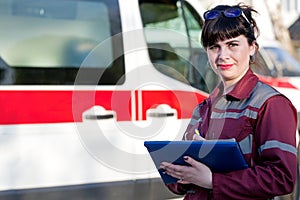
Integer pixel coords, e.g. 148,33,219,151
167,69,298,200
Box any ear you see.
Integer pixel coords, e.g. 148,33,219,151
249,41,257,56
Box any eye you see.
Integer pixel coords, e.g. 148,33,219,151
208,45,219,50
228,42,238,47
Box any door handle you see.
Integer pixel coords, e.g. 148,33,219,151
84,114,114,120
146,104,177,118
148,112,175,118
82,106,115,121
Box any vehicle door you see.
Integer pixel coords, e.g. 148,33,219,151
0,0,135,193
138,0,215,122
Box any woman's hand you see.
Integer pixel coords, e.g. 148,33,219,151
160,156,212,189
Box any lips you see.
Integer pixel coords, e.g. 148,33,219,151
217,64,233,70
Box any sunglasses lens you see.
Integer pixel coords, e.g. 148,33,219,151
224,7,242,18
204,10,220,20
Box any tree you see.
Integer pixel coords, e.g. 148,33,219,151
265,0,297,57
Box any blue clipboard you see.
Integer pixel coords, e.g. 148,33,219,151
144,140,248,184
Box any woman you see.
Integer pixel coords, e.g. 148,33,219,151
160,3,298,200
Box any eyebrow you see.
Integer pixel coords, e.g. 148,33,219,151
225,39,240,44
210,39,240,47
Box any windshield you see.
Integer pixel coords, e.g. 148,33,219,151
264,47,300,77
0,0,124,85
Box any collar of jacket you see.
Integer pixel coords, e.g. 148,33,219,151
210,69,259,101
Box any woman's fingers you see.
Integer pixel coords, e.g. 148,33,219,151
193,134,206,141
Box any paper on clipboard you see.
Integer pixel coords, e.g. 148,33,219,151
144,139,248,184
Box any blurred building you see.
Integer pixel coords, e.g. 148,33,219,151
289,17,300,58
280,0,300,27
282,0,300,58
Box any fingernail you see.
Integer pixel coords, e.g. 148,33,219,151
184,156,188,160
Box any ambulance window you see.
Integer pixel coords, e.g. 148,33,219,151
0,0,124,85
140,0,218,93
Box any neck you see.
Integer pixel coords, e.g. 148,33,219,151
223,83,236,95
222,68,249,95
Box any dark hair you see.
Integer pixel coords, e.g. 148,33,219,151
201,3,259,49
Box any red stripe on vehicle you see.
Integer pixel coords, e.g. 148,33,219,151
258,76,298,89
0,90,206,124
141,90,206,120
0,90,132,124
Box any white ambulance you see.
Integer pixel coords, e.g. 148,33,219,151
0,0,208,199
0,0,298,200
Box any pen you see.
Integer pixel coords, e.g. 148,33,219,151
195,129,200,136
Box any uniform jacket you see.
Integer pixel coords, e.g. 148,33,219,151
167,69,298,200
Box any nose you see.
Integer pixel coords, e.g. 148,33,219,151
218,47,230,61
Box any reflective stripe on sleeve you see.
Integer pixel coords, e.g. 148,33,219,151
258,140,297,156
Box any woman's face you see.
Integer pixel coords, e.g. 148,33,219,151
206,35,256,87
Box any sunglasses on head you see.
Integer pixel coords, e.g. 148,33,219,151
203,7,251,25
